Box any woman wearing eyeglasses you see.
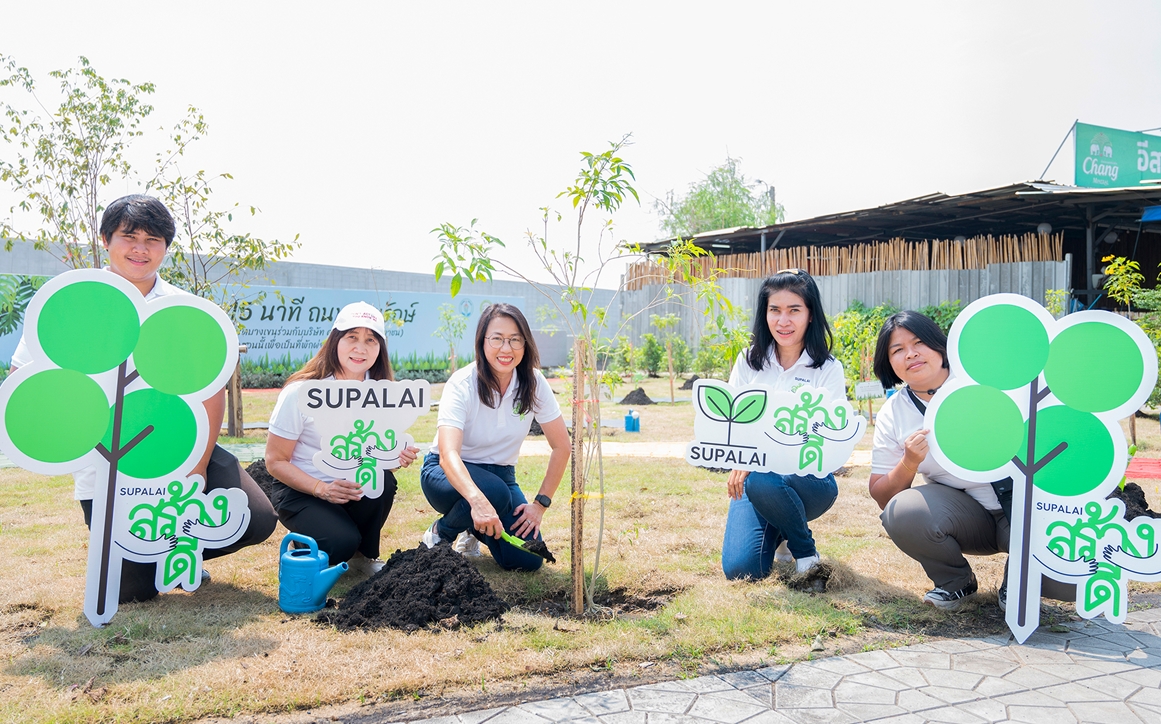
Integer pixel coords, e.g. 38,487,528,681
419,303,570,570
722,269,847,580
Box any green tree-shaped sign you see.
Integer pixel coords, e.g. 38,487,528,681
0,270,241,627
928,293,1156,643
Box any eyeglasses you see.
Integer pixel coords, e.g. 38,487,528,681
486,335,525,350
775,268,807,276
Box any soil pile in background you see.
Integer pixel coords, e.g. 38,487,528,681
1108,482,1161,520
246,459,276,502
528,420,544,436
619,387,655,405
318,545,508,631
680,375,699,390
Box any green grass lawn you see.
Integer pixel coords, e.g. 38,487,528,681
3,447,1139,723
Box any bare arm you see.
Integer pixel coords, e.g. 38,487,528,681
265,433,364,505
512,416,570,538
868,428,929,510
187,386,226,480
438,426,503,538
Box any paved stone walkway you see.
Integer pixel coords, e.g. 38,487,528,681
395,608,1161,724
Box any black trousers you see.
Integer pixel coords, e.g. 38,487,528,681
272,471,397,564
80,445,278,604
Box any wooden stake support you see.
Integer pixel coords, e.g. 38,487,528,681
226,345,248,437
570,337,586,615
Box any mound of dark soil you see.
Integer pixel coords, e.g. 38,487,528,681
318,545,509,631
529,420,544,436
245,459,276,502
679,375,699,390
1108,482,1161,521
619,387,655,405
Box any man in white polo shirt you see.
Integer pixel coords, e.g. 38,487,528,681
10,194,276,603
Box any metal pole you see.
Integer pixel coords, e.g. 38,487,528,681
1086,206,1094,305
1040,119,1077,181
760,231,767,276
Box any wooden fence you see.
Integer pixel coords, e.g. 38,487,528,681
624,233,1064,290
618,258,1072,347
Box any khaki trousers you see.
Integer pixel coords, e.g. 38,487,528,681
880,482,1075,601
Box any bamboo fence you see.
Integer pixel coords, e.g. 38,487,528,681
624,233,1064,290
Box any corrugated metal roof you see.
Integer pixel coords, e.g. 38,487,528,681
641,181,1161,254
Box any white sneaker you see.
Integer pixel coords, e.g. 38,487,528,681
774,540,794,564
795,555,821,575
453,530,482,557
347,553,385,576
421,521,444,549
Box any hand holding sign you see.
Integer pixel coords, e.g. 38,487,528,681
686,379,865,475
296,379,429,497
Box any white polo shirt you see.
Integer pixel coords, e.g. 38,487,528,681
432,362,562,466
728,347,847,402
267,376,346,482
871,383,1001,511
10,271,187,500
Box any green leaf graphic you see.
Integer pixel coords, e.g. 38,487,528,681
958,304,1048,390
1026,406,1113,497
104,389,197,479
935,385,1024,472
6,369,108,463
1044,322,1144,413
135,306,228,395
38,281,139,374
701,385,733,421
732,391,767,424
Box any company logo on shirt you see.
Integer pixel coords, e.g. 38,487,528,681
512,400,526,421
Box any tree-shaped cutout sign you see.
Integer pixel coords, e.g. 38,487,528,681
0,270,243,627
927,293,1158,643
686,379,866,474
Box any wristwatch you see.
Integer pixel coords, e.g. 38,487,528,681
534,494,552,509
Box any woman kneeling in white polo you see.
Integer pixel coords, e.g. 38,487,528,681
420,303,570,571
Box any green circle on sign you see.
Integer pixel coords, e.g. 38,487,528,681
37,281,139,374
957,304,1049,390
934,385,1025,472
104,388,197,479
1027,405,1113,497
1043,322,1144,413
134,306,227,395
5,369,108,463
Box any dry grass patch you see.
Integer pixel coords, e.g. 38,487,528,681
3,410,1160,721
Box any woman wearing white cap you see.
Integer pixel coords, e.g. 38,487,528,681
265,302,420,574
420,303,570,571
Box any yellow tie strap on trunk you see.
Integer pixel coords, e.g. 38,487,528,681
569,492,604,501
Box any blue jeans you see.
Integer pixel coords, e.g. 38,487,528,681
420,453,543,572
721,472,838,580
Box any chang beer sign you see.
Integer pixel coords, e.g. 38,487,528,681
1075,122,1161,188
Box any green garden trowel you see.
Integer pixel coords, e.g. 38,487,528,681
498,530,557,563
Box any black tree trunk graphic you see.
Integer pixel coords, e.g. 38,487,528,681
92,361,153,616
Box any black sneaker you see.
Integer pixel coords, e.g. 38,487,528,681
923,579,978,611
998,582,1006,613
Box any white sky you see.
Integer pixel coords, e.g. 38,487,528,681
2,1,1159,288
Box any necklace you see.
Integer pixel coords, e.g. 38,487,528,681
910,383,943,398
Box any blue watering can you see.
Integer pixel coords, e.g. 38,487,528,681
278,532,348,613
